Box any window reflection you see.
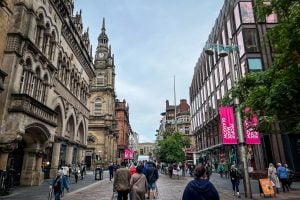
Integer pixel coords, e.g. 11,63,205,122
244,29,259,53
240,2,255,24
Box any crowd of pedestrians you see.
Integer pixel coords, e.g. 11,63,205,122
111,160,159,200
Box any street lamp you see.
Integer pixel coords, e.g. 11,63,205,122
204,42,252,198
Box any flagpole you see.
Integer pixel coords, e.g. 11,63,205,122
174,75,177,132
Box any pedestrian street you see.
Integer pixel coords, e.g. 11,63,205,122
2,170,300,200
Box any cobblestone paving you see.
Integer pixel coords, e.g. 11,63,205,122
1,171,300,200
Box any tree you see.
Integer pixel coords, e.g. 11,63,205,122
156,132,190,163
223,1,300,133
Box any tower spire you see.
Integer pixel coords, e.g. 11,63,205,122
102,17,106,32
98,17,108,45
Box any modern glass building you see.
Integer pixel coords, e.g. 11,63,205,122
189,0,291,172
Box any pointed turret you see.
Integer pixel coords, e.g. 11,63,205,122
98,18,109,46
82,27,90,51
72,10,83,34
65,0,74,16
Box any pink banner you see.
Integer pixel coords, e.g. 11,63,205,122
219,107,237,144
244,109,260,144
124,149,129,159
129,149,133,159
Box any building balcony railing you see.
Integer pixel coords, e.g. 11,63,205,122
8,94,57,126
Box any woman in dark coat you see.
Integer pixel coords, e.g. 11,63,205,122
182,165,220,200
229,165,241,197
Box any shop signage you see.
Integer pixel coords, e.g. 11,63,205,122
259,178,275,196
219,107,237,144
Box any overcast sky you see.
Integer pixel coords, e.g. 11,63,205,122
75,0,224,142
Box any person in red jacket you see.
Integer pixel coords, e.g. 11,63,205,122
129,163,136,176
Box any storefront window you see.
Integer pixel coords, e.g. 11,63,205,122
248,58,263,72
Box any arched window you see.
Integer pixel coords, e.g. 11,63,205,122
42,23,50,54
19,70,27,93
49,31,56,60
96,73,104,86
34,68,41,99
41,74,48,103
35,14,44,47
94,98,102,116
20,59,32,94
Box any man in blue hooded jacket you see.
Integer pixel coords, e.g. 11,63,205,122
182,165,219,200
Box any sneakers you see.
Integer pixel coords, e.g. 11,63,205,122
237,192,240,198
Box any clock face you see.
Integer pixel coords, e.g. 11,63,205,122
99,52,104,58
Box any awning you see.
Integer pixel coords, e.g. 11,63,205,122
194,143,223,154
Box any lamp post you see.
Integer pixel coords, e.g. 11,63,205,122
205,42,252,198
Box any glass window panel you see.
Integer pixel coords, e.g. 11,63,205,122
237,31,245,56
248,58,263,72
212,95,216,109
240,2,255,23
222,29,226,45
234,5,241,29
221,84,225,97
210,75,213,92
224,56,230,75
266,13,278,23
241,60,246,77
244,29,259,53
214,68,219,86
264,2,278,23
219,62,224,82
227,20,232,39
227,77,232,90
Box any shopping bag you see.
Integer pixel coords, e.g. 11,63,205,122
111,192,118,200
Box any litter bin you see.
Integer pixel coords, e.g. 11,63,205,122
95,166,103,180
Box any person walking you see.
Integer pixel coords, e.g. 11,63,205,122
129,163,137,176
229,165,241,197
205,163,212,180
182,165,219,200
113,162,131,200
168,163,173,178
130,165,148,200
145,162,159,199
268,163,280,193
277,163,289,192
109,163,115,182
49,170,69,200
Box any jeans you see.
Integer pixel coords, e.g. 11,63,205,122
231,180,239,193
54,191,61,200
117,191,129,200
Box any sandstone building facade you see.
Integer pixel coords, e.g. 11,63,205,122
0,0,94,186
86,19,118,169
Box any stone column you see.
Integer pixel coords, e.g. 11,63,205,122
50,142,60,178
0,151,9,170
20,148,44,186
66,145,73,165
77,148,83,164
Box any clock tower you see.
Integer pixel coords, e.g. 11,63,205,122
88,18,117,168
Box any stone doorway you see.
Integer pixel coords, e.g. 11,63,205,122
7,140,25,186
18,124,50,186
